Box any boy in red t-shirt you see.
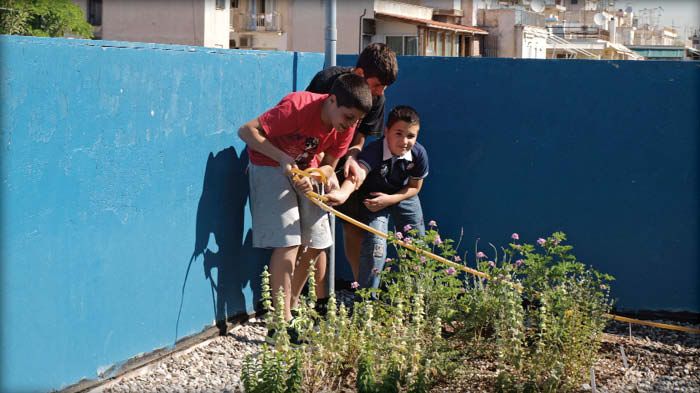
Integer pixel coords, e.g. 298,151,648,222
238,74,372,322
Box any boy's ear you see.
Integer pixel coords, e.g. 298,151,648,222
353,67,365,78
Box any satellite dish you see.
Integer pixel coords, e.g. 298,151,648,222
530,0,545,13
625,6,633,13
593,13,606,26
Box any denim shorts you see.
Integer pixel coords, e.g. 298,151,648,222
248,164,332,249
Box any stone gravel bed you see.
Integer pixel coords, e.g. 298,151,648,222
91,303,698,393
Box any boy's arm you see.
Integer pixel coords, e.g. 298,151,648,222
363,178,423,213
343,132,367,188
325,163,370,206
238,118,296,173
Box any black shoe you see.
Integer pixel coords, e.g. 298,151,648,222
265,326,307,345
315,297,330,318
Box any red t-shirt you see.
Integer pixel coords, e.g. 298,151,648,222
249,92,355,168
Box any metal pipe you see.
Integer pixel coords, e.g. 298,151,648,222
324,0,336,296
324,0,337,69
358,8,367,54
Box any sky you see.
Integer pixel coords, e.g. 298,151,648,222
615,0,699,38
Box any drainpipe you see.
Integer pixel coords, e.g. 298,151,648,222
324,0,337,296
359,8,367,54
324,0,337,68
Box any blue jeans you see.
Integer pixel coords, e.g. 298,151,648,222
358,195,425,289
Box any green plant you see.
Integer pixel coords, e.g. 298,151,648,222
241,229,613,393
1,0,93,38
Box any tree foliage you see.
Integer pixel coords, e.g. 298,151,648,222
1,0,93,38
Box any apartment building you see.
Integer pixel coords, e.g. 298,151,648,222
72,0,487,56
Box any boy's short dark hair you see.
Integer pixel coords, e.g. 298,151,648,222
356,43,398,87
330,74,372,114
387,105,420,129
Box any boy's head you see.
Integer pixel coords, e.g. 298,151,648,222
325,73,372,133
385,105,420,157
353,43,398,97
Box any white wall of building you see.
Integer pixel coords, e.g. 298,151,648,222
516,25,548,59
204,0,231,48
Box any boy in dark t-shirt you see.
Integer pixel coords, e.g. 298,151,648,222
326,106,428,289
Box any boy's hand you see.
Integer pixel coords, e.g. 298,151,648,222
325,190,349,206
326,173,340,191
363,192,392,212
278,155,297,176
344,156,366,189
292,175,314,194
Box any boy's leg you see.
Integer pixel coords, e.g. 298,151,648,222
290,247,325,307
358,211,390,289
248,164,304,320
343,222,364,281
390,195,425,237
290,191,333,306
269,246,300,321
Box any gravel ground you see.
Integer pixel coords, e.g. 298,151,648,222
91,297,698,393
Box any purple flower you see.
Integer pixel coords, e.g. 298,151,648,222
428,220,437,227
476,251,486,259
420,256,427,263
350,281,360,289
488,261,496,268
511,233,520,241
403,224,412,232
433,235,443,245
515,259,524,267
454,256,462,262
371,267,380,275
404,237,413,245
537,238,546,246
385,257,393,263
446,267,456,275
395,232,403,240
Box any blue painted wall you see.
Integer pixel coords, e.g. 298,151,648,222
0,36,323,392
339,54,700,313
1,35,698,391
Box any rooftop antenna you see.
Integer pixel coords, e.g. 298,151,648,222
530,0,545,13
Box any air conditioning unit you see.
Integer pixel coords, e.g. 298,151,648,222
239,35,253,48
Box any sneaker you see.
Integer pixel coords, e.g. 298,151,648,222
265,326,306,346
315,297,330,318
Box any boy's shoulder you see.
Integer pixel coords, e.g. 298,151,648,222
307,66,354,93
274,91,328,113
411,141,428,158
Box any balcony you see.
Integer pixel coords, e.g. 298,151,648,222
231,11,281,32
514,10,546,27
548,26,610,41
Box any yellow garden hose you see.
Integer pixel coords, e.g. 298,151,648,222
290,168,700,335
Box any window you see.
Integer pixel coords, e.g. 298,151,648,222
445,33,452,56
404,36,417,56
216,0,226,10
386,36,404,55
88,0,102,25
231,0,239,9
427,31,437,55
570,0,578,4
385,36,418,56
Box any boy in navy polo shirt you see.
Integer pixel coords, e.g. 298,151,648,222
326,105,428,289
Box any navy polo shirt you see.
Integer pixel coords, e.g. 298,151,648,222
357,137,429,199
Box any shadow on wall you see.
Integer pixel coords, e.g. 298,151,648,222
176,147,269,341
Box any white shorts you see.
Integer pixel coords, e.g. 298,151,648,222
248,164,332,249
